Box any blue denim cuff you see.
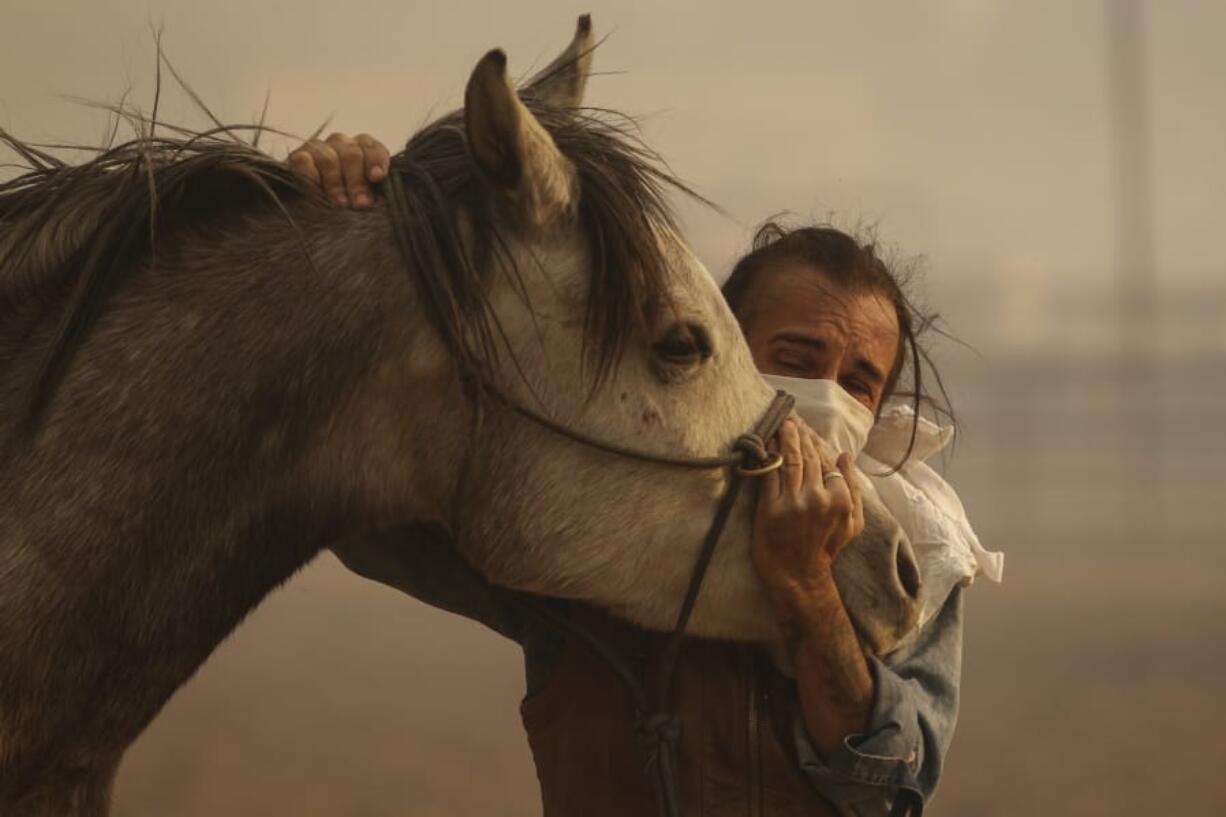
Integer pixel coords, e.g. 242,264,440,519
794,656,925,814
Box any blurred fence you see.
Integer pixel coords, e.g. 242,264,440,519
930,285,1226,815
950,348,1225,552
944,285,1226,554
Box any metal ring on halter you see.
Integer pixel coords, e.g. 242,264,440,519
735,451,784,477
822,470,845,483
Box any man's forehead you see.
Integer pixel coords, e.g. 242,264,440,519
753,264,898,343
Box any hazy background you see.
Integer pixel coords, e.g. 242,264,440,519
3,1,1224,814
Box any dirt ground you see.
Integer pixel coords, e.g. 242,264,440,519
110,550,1226,816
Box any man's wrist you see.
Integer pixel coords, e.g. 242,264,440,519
781,566,876,743
769,563,843,624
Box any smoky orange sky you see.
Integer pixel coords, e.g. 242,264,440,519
3,2,1225,815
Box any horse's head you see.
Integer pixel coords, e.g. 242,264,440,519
0,20,922,804
409,17,919,654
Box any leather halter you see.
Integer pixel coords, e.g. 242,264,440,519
503,387,793,817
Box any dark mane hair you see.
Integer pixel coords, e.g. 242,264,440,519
0,129,322,434
721,220,956,470
0,92,694,437
382,98,698,393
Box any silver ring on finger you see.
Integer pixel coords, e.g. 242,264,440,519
822,470,845,484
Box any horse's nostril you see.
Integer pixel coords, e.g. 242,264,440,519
897,548,922,600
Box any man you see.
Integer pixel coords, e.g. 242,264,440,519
291,134,963,816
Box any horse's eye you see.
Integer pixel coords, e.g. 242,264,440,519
652,322,713,368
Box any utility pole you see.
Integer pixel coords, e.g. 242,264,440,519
1104,0,1161,544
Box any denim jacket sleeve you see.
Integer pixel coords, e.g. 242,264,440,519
794,587,965,816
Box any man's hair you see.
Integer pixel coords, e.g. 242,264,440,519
721,220,954,468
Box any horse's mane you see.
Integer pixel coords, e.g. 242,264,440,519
0,126,323,433
0,88,701,437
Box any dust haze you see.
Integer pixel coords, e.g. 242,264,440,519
3,1,1224,814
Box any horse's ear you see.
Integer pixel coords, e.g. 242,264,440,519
524,15,594,109
465,48,576,227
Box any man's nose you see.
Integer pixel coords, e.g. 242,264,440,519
813,355,843,381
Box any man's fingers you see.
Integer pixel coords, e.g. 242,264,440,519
798,423,820,463
356,133,391,184
837,452,865,536
811,432,839,473
289,132,390,209
303,139,345,205
326,133,370,208
288,150,320,186
778,417,804,496
823,451,854,522
797,424,826,501
761,432,783,502
803,427,839,492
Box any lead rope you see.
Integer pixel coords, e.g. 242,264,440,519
643,393,791,817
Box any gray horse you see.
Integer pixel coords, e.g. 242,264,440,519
0,17,920,816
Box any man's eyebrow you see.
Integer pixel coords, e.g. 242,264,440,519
852,356,886,385
772,332,886,385
771,332,826,351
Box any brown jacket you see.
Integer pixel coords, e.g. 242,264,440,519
520,604,837,817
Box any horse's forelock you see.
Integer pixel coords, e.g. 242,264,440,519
392,100,709,393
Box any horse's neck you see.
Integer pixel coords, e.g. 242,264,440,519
98,201,469,560
0,202,464,775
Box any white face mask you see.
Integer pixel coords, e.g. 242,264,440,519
760,374,875,457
